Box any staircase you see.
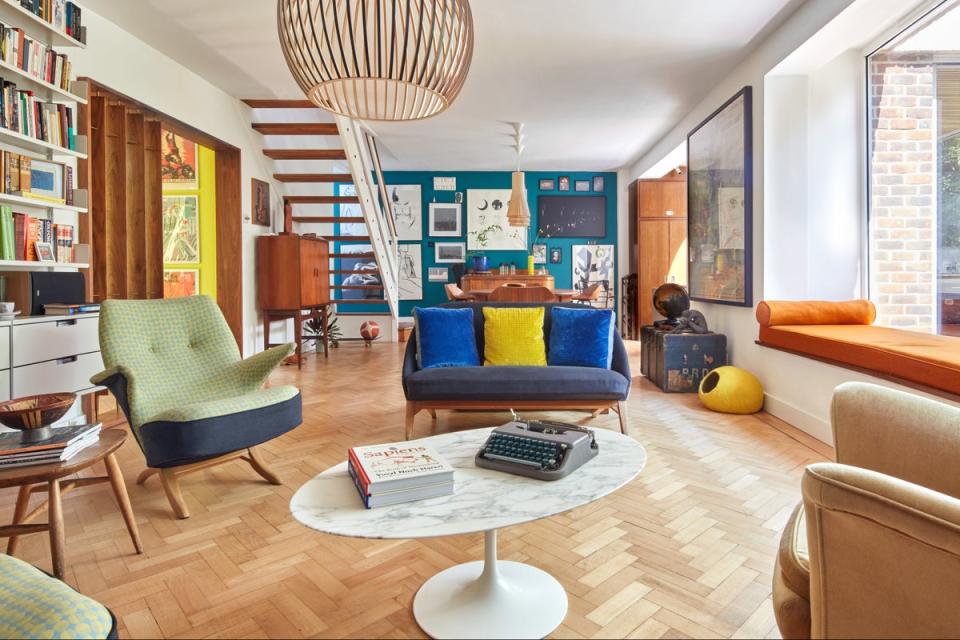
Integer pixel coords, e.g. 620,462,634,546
245,100,399,334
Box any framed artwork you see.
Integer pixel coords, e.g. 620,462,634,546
28,159,65,201
573,244,615,309
433,176,456,191
687,86,753,307
388,184,423,241
398,244,423,300
574,180,591,192
428,202,462,236
337,183,367,237
532,243,547,264
558,176,570,192
163,269,198,298
251,178,270,226
593,176,604,191
435,242,466,263
466,189,525,250
428,267,449,282
337,243,382,301
539,179,555,190
162,195,200,263
537,195,607,238
549,247,562,264
34,241,55,262
161,130,198,190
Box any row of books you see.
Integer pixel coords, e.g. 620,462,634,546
1,150,74,203
0,423,100,469
0,21,73,91
0,80,75,149
347,442,454,508
44,302,99,316
17,0,85,44
0,208,73,262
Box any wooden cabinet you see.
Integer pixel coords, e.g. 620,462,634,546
257,235,330,311
629,176,688,335
461,272,554,293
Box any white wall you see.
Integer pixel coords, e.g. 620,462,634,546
71,9,281,356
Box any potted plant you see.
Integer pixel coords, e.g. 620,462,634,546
466,223,502,272
303,310,343,350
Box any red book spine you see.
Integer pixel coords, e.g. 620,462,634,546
12,212,25,261
347,449,371,493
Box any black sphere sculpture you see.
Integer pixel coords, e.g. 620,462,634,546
652,283,690,327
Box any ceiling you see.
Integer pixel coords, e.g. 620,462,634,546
83,0,801,171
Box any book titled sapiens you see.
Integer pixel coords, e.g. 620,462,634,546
348,442,454,493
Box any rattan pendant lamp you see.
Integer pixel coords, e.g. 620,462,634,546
506,122,531,228
277,0,475,121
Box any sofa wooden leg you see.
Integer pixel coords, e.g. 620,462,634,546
246,448,282,485
159,469,190,519
136,468,158,485
405,403,418,440
616,401,629,435
427,408,437,420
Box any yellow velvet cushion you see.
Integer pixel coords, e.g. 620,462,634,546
482,307,547,366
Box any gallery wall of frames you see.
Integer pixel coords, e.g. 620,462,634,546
332,171,618,316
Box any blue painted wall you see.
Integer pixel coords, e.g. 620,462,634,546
335,171,618,316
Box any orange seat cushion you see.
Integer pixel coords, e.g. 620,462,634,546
756,300,876,327
759,324,960,396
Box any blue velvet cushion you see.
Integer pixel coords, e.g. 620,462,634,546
414,307,481,369
548,307,615,368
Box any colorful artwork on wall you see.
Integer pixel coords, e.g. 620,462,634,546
573,244,614,309
388,184,423,241
428,202,461,236
398,244,423,300
161,130,198,190
252,178,271,226
533,243,547,264
687,86,753,306
466,189,526,250
338,244,381,301
162,195,200,263
163,269,198,298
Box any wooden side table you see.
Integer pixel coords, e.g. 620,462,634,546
263,304,329,369
0,429,142,578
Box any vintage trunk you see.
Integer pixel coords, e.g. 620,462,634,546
640,325,727,393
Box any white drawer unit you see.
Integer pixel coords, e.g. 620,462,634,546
0,369,8,402
12,351,104,398
11,316,99,367
0,324,9,371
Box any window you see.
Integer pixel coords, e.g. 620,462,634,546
868,0,960,335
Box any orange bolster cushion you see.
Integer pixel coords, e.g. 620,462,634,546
756,300,876,327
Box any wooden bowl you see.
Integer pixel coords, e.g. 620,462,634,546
0,393,77,430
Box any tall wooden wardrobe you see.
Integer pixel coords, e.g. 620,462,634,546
628,171,688,337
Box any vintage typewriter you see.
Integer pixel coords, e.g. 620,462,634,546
475,418,599,480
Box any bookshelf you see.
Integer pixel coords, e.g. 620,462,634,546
0,0,84,49
0,190,87,213
0,258,87,269
0,58,87,104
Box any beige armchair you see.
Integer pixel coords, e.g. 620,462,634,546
774,382,960,638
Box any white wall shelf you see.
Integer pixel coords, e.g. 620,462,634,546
0,191,87,214
0,0,85,49
0,260,88,271
0,59,87,104
0,127,86,159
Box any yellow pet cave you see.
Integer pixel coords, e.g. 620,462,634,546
698,366,764,414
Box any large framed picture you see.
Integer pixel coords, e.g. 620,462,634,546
163,269,199,298
687,86,753,307
387,184,423,241
161,130,198,190
162,195,200,263
428,202,461,236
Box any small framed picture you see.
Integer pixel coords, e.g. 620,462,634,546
575,180,591,192
549,247,562,264
427,267,449,282
558,176,570,192
251,178,271,226
428,202,461,236
435,242,466,263
29,159,65,201
34,241,56,263
533,243,547,264
593,176,604,191
539,179,555,191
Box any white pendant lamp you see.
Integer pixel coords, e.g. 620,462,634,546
277,0,475,121
506,123,531,228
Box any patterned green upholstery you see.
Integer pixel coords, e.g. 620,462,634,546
0,554,114,639
91,296,297,440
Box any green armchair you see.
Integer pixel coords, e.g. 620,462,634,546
91,296,302,519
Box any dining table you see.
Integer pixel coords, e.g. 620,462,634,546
466,288,579,302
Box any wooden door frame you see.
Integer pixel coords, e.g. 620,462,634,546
78,79,244,350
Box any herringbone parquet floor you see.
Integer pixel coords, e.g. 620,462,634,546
2,342,830,639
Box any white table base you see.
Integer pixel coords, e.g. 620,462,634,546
412,529,568,639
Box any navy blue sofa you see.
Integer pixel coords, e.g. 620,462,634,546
402,302,632,439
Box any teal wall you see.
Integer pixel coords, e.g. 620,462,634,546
335,170,618,316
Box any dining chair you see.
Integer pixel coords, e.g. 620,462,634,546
488,285,557,302
573,282,602,302
444,283,475,301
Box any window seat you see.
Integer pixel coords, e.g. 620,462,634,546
756,300,960,397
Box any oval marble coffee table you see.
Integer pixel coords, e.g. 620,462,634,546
291,427,646,639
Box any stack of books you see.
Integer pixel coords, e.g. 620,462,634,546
0,423,100,469
43,302,99,316
347,441,454,508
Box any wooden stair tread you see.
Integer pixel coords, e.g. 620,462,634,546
243,99,314,108
292,216,365,224
274,173,353,183
286,196,359,204
334,298,387,304
331,284,383,290
331,269,379,275
331,252,374,259
264,149,347,160
253,123,339,135
323,236,371,242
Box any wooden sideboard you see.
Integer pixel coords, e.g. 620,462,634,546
256,234,331,366
461,272,555,293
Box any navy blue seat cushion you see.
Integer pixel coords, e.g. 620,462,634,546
548,307,615,368
404,366,630,401
414,307,481,369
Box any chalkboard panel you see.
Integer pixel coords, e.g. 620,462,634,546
537,195,607,238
